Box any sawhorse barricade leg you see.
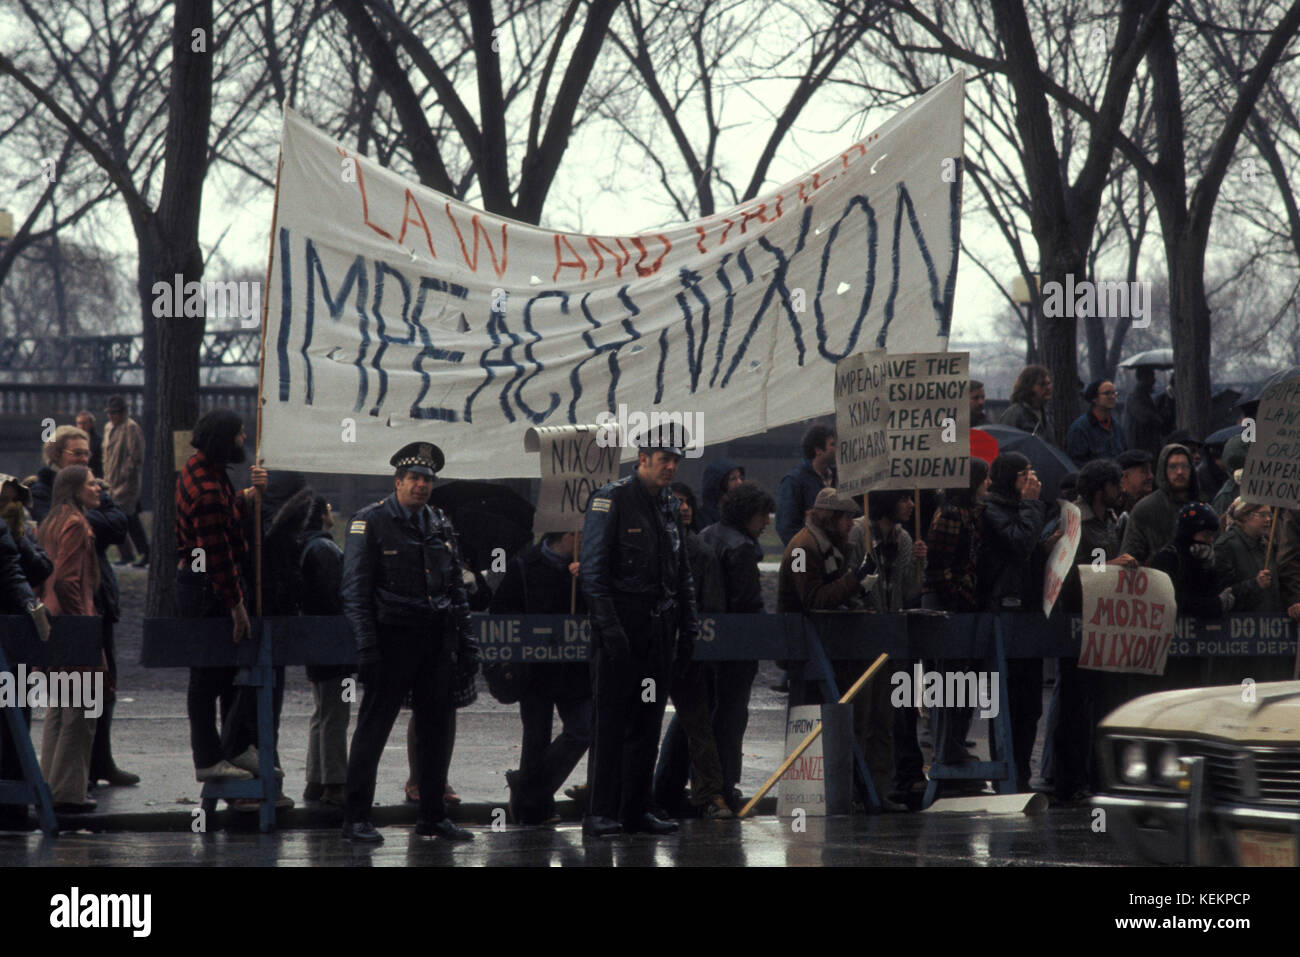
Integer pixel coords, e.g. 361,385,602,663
198,622,279,832
921,614,1016,808
0,642,58,836
803,627,881,813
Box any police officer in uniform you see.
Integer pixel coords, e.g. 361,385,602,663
580,424,699,838
340,441,478,843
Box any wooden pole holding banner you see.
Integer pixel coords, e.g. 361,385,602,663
1265,507,1279,568
252,145,283,619
739,653,890,818
570,530,582,613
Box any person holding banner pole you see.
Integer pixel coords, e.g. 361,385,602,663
579,425,699,838
1213,500,1286,683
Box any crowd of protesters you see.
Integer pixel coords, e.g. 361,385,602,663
2,360,1299,832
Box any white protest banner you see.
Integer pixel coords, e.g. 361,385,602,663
259,74,965,477
1042,500,1083,616
523,425,620,533
880,351,969,489
1078,567,1177,675
1241,375,1300,509
834,350,890,494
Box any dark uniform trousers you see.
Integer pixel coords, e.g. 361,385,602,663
345,624,455,824
588,606,674,824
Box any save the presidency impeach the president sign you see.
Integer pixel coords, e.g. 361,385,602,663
259,74,965,478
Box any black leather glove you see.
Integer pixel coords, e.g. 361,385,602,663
358,662,381,687
854,553,879,582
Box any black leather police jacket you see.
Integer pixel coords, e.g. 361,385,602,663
341,493,476,661
579,474,699,644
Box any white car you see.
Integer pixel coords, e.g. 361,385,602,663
1093,682,1300,866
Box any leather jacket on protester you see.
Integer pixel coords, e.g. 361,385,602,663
0,524,37,613
32,466,127,623
579,474,699,657
341,493,478,671
697,521,764,613
977,491,1047,611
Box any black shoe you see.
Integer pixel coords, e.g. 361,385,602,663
624,812,678,834
303,782,324,803
341,821,383,843
100,767,140,787
53,800,97,814
582,815,623,838
415,818,474,841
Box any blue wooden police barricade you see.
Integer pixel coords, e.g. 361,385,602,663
141,610,1299,830
0,614,108,837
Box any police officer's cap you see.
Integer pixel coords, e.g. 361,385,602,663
391,441,445,477
633,422,692,459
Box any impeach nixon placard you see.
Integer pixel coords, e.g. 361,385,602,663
880,351,969,490
1241,374,1300,510
1042,501,1083,616
834,350,891,495
1078,566,1178,675
524,425,620,533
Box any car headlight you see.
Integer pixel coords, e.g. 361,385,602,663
1156,744,1186,787
1120,741,1149,784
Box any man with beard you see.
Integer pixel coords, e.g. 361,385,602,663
1120,444,1200,565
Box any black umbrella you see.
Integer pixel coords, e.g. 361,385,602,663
1119,348,1174,370
1202,424,1243,447
429,480,535,570
972,424,1079,501
1237,367,1300,412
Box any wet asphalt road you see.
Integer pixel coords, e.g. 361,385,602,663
0,809,1126,867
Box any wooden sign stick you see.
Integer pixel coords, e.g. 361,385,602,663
1265,507,1280,569
738,653,890,818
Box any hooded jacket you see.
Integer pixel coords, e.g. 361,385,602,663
1278,508,1300,610
1120,443,1200,564
698,458,742,530
1209,433,1247,516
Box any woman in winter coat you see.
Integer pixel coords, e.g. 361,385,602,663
1213,499,1286,681
36,465,104,813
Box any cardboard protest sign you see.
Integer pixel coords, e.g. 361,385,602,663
1042,500,1082,616
524,425,620,532
834,350,890,494
880,352,969,490
1078,566,1177,675
259,74,965,477
1241,375,1300,510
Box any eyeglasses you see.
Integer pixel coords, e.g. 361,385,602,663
1098,389,1119,396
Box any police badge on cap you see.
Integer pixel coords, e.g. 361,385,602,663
633,422,692,459
390,441,445,476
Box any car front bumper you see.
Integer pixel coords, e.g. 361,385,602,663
1093,793,1300,865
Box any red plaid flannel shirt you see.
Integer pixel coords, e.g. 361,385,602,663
176,451,247,609
922,502,982,612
